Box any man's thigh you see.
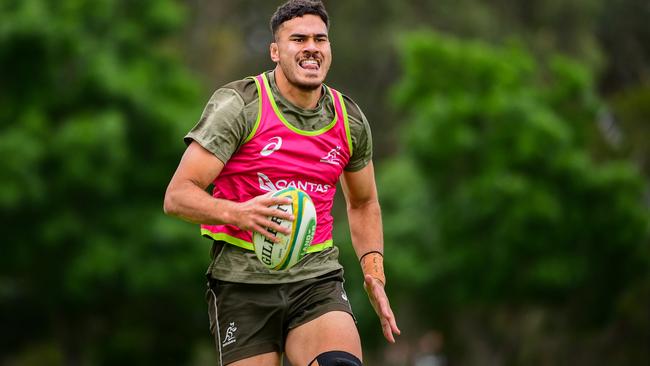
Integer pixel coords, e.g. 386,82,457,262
284,310,362,366
229,351,281,366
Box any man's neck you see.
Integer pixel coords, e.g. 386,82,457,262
273,67,322,110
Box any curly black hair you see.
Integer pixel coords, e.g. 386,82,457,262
270,0,329,39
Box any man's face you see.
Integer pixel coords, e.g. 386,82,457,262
271,14,331,91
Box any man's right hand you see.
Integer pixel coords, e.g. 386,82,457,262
227,194,294,243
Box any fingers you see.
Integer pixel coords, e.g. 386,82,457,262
252,222,286,243
383,319,396,343
252,213,292,242
256,197,294,231
259,205,294,222
251,194,292,210
232,196,295,241
389,311,401,336
364,275,400,343
379,298,400,343
256,198,293,239
382,306,400,343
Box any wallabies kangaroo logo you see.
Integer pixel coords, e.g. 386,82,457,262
320,146,342,165
222,322,238,347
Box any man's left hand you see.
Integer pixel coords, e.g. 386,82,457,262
364,275,401,343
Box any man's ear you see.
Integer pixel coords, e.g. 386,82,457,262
270,42,279,62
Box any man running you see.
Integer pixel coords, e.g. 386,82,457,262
164,1,399,365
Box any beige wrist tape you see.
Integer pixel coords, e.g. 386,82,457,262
360,251,385,286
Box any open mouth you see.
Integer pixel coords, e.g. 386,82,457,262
299,58,320,70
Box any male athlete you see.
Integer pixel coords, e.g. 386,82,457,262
164,1,399,365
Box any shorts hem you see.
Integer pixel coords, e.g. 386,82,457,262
289,304,356,330
223,342,280,365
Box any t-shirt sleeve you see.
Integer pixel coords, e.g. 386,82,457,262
184,88,249,164
343,96,373,172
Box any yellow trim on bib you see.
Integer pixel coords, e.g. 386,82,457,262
261,73,338,136
243,76,263,143
305,239,333,253
337,92,354,156
201,229,333,253
201,230,254,251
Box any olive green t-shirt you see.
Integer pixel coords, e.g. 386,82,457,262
185,70,373,283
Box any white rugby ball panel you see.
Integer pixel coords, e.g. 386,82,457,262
252,187,317,270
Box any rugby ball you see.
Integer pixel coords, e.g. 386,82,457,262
253,187,317,270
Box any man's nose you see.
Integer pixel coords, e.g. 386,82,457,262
302,38,319,52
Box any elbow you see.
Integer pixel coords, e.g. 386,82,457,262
347,197,380,211
163,190,178,217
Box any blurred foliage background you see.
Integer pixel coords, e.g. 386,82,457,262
1,0,648,365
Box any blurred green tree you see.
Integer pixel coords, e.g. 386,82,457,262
379,31,650,365
0,0,206,364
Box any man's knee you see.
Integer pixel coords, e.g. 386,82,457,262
309,351,362,366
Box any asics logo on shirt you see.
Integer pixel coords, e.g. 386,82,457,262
260,137,283,156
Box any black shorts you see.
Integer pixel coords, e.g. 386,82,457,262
206,269,355,365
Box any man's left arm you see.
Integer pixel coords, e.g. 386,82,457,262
341,162,401,343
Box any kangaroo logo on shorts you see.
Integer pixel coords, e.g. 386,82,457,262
222,322,238,347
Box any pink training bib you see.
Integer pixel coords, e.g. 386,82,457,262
200,73,353,253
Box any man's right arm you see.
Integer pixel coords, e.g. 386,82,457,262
163,141,228,224
163,141,292,242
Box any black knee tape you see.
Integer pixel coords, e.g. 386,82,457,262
309,351,362,366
